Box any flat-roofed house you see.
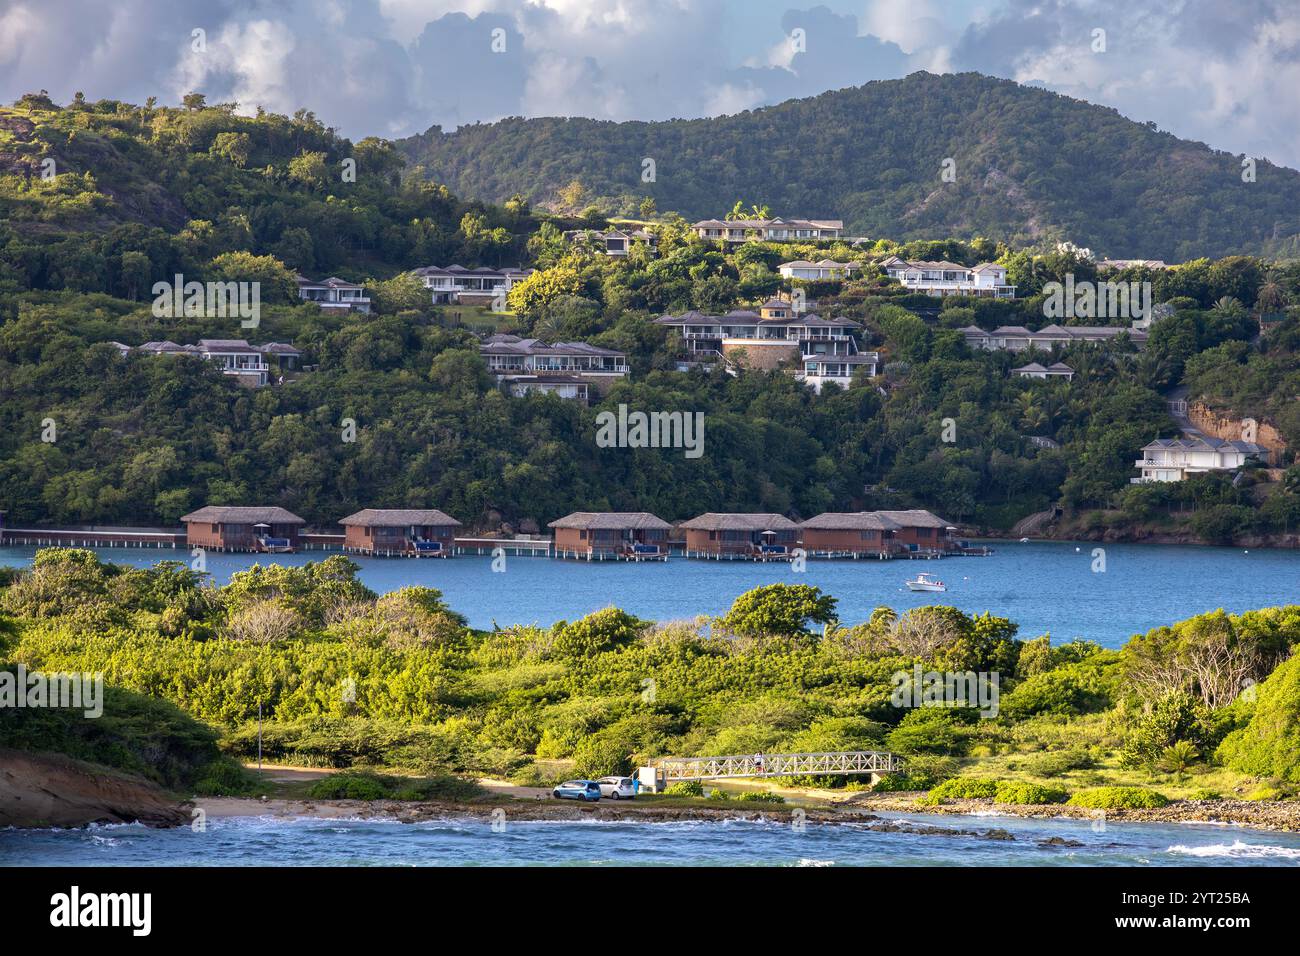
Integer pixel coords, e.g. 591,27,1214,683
872,509,956,553
963,324,1148,351
549,512,671,559
296,275,371,314
693,217,844,243
779,259,862,281
413,265,534,305
182,506,305,553
1133,438,1268,483
339,509,462,557
800,512,901,557
680,513,800,558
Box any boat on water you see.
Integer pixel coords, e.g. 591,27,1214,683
906,572,947,592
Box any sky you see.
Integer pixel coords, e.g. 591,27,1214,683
2,0,1299,168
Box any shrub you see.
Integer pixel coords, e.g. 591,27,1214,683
886,709,964,755
662,781,704,797
736,791,785,804
192,759,256,796
1066,787,1169,810
570,734,634,779
993,781,1067,804
308,771,388,800
928,777,1000,800
550,607,644,657
1217,654,1300,782
1187,788,1222,801
706,788,729,801
1244,785,1285,802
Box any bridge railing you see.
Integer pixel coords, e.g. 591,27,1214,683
657,750,902,781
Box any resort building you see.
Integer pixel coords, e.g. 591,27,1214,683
565,228,657,257
1013,362,1075,381
412,265,533,305
778,259,862,281
480,334,629,400
655,298,873,389
296,275,371,314
880,257,1015,298
1132,438,1268,483
181,506,305,553
339,509,461,557
680,513,800,558
961,324,1148,351
548,512,671,559
800,510,956,556
692,217,844,243
135,339,302,387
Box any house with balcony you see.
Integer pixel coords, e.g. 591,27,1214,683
692,217,844,243
880,257,1015,298
1013,362,1075,381
680,513,801,558
413,265,534,305
778,259,862,281
480,334,629,401
962,324,1148,351
1132,437,1268,483
182,506,305,553
296,275,371,314
339,509,462,557
565,227,657,257
549,512,671,559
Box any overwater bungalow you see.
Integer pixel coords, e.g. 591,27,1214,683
799,512,901,558
872,510,957,554
339,509,462,557
680,513,800,559
549,512,670,560
181,506,305,553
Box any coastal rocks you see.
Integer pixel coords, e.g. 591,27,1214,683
0,749,191,829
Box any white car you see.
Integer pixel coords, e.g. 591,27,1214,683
597,776,636,800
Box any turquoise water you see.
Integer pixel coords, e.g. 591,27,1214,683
5,811,1300,867
4,540,1298,646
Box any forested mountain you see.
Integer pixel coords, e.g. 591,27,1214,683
399,72,1300,262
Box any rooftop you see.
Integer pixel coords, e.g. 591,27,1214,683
181,506,304,524
339,509,461,527
548,512,672,530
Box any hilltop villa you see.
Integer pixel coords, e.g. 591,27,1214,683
1013,362,1075,381
480,334,629,402
565,228,658,257
655,298,877,392
880,257,1015,298
135,339,302,387
778,259,862,281
1133,437,1268,483
693,217,844,243
962,324,1148,351
296,275,370,314
413,265,534,305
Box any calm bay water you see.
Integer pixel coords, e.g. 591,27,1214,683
5,811,1300,867
4,540,1298,647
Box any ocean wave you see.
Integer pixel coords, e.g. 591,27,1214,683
1166,840,1300,860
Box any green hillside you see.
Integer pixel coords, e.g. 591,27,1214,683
398,72,1300,262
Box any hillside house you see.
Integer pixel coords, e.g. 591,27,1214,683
339,509,462,556
136,339,300,387
480,334,628,400
1133,438,1268,483
412,265,533,305
961,324,1148,351
693,217,844,243
880,257,1015,298
778,259,862,281
566,228,658,257
1013,362,1075,381
296,275,371,314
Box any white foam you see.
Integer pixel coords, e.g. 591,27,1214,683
1166,840,1300,860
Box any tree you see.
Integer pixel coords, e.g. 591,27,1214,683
506,266,583,318
718,584,837,638
181,92,207,111
210,131,251,168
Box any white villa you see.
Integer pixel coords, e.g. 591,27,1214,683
296,275,370,314
1133,437,1268,483
880,257,1015,298
962,324,1149,351
779,259,862,281
1013,362,1075,381
693,217,844,243
655,298,876,391
479,334,629,402
566,227,657,257
135,338,301,387
413,265,534,305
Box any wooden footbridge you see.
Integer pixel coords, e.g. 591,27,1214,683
647,750,902,790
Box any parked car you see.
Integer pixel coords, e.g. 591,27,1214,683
552,780,602,801
597,776,636,800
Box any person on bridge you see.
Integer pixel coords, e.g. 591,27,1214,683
754,752,765,774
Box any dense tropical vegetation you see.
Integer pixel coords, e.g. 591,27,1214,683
3,550,1299,803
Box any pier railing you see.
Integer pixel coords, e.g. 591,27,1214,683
657,750,902,781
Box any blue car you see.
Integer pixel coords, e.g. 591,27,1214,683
552,780,602,801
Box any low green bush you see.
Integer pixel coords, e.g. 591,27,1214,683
1066,786,1169,809
1187,788,1222,801
661,781,704,797
993,781,1068,805
928,777,1000,800
192,759,256,796
736,791,785,804
308,771,388,800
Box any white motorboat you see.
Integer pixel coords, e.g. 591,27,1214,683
906,572,947,592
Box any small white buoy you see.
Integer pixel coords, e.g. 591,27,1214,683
1075,547,1081,553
